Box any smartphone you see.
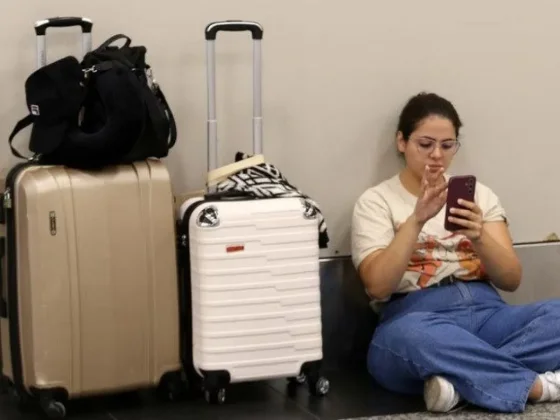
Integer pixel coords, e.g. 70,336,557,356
444,175,477,231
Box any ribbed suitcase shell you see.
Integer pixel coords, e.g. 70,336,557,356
0,160,181,400
185,196,323,382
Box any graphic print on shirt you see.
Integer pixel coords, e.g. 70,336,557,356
453,234,486,280
395,222,484,287
409,234,443,287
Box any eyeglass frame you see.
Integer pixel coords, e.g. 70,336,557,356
410,136,461,155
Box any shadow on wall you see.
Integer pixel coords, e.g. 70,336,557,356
373,118,402,186
331,115,402,259
319,121,399,370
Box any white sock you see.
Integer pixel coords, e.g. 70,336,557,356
424,376,461,412
537,371,560,402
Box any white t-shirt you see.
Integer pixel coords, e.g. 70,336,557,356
351,173,507,306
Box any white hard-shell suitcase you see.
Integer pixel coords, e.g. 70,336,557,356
176,20,329,405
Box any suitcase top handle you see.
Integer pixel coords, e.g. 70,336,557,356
34,16,93,69
34,17,93,36
205,21,263,41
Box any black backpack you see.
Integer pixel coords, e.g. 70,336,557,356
9,34,177,168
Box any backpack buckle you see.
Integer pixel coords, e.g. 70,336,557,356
83,65,98,77
146,68,159,93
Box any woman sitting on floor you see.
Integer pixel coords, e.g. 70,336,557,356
351,92,560,413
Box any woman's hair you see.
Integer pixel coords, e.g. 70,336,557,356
397,92,463,140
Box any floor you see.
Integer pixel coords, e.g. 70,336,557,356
346,402,560,419
0,369,426,420
4,370,560,420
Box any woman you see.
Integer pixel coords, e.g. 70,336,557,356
351,92,560,413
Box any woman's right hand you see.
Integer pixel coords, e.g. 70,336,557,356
413,165,448,225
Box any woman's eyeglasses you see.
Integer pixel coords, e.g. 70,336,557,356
413,138,461,155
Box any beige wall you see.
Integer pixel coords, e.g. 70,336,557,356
503,243,560,304
2,1,560,257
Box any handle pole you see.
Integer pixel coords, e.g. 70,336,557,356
253,39,262,155
204,20,264,175
207,40,218,174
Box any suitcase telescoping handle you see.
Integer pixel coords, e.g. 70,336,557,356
0,238,6,318
205,20,264,173
34,16,93,69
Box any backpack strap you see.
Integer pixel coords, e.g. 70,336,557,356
8,115,34,160
96,34,132,50
153,86,177,148
142,65,176,148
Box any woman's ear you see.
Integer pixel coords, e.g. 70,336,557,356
396,131,407,154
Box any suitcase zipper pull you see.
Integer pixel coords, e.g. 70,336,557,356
3,188,12,209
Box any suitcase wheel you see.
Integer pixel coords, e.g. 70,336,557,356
162,378,183,401
40,398,66,419
308,376,330,397
204,387,226,405
157,371,188,401
291,361,329,397
287,373,307,385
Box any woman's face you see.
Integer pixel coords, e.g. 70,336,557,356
397,115,460,180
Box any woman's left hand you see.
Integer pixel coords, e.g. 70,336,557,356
448,199,483,241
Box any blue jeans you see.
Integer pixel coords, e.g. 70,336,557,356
367,280,560,413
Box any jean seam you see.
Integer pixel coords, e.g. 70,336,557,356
498,306,557,356
370,341,431,378
503,316,537,355
371,323,533,408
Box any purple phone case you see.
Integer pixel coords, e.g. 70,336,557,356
444,175,476,231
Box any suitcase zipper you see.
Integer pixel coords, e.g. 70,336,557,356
0,188,10,225
3,162,34,392
3,188,12,209
176,198,208,373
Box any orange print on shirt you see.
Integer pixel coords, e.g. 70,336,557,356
394,222,443,288
408,235,443,287
396,221,486,288
454,235,485,279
